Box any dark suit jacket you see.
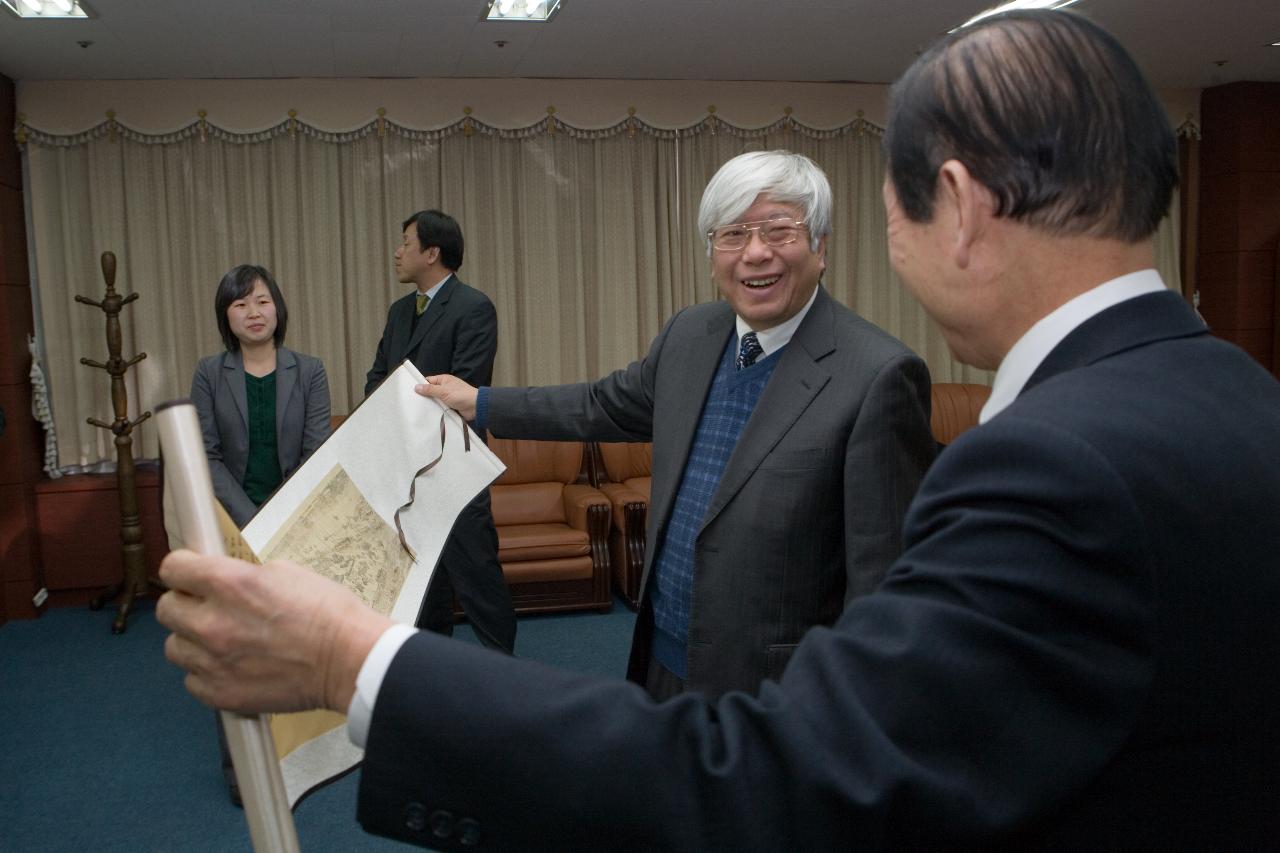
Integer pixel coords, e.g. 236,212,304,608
190,347,330,527
364,272,513,649
365,274,498,397
486,287,936,697
357,291,1280,851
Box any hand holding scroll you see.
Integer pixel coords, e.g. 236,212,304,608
415,373,479,421
157,549,393,715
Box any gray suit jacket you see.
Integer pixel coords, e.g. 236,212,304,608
488,287,935,697
190,347,331,527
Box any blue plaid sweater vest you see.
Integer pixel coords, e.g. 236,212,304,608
649,336,782,678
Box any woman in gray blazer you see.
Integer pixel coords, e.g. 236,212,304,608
190,264,331,528
191,263,331,805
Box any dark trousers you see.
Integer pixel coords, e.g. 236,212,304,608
416,489,516,654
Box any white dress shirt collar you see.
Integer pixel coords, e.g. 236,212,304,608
980,269,1168,424
735,284,820,357
418,272,452,300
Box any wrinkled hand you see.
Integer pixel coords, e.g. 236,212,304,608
415,374,479,421
156,550,392,715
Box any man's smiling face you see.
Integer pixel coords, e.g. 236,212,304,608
711,195,825,331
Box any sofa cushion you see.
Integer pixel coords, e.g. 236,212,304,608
498,522,591,562
491,482,567,526
490,437,585,485
599,441,652,483
502,556,594,583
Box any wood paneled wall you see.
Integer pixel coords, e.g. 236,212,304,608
0,73,43,623
32,464,168,608
1198,82,1280,376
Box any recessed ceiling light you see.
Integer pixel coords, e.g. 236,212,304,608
954,0,1080,31
1,0,90,18
481,0,561,23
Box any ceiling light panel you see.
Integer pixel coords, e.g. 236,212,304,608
955,0,1080,31
482,0,561,23
1,0,90,18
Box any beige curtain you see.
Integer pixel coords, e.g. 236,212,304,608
24,116,1182,468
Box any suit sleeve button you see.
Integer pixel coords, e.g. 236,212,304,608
403,802,427,832
430,809,456,839
458,817,482,847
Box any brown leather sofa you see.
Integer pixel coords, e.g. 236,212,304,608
591,382,992,611
593,442,653,609
929,382,992,446
487,437,613,615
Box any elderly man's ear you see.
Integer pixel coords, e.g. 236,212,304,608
936,159,996,270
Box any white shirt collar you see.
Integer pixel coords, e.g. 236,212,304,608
979,269,1168,424
735,285,820,357
417,272,452,300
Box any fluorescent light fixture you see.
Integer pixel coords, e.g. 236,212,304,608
1,0,90,18
482,0,561,22
954,0,1080,31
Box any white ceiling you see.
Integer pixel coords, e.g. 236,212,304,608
0,0,1278,90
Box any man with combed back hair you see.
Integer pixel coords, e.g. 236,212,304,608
157,11,1280,850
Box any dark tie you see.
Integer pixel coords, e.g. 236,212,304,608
737,331,763,370
415,293,430,316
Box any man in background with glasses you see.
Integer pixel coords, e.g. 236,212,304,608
419,150,936,701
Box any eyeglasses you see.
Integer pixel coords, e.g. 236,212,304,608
708,218,808,252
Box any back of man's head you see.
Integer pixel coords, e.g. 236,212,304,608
884,10,1177,243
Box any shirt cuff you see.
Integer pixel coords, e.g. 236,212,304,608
346,623,418,748
475,386,491,430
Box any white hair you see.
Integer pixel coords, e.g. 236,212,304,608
696,150,832,256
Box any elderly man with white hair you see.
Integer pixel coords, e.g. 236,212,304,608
421,148,935,701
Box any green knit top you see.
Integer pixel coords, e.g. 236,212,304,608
242,371,282,506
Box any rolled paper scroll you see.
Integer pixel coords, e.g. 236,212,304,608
154,400,301,853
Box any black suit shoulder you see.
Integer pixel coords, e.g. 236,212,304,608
440,276,494,309
386,289,417,318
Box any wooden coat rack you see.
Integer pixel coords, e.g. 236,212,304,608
78,251,160,633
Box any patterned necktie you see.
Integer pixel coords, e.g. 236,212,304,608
415,292,430,316
737,331,764,370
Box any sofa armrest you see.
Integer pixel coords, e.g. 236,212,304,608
599,481,647,508
562,483,612,531
599,482,648,533
563,483,613,588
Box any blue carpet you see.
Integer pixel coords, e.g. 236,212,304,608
0,600,636,852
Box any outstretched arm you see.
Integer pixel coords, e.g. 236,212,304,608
157,413,1154,851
